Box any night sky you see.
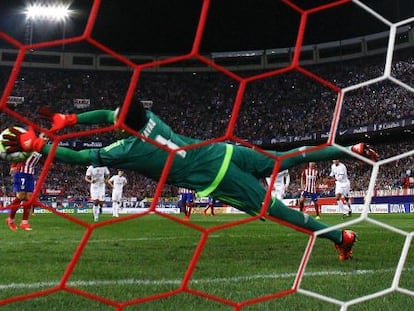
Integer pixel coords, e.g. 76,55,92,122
0,0,413,54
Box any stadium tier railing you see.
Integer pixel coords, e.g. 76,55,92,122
0,26,413,72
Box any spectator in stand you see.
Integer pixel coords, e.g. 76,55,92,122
1,56,414,197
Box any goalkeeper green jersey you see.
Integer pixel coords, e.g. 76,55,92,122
87,110,230,194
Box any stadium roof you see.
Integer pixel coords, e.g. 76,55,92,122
0,0,413,54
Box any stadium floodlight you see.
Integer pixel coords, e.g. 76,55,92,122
23,3,73,50
24,3,71,22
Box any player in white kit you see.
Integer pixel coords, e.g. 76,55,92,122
85,165,110,222
329,160,352,218
107,170,127,217
266,169,290,200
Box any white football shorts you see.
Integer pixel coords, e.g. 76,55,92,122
335,181,350,197
90,184,106,201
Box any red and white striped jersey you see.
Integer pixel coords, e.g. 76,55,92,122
301,166,319,193
10,152,42,175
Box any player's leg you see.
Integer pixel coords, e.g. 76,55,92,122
336,190,348,218
342,195,352,217
99,199,104,216
336,183,351,218
231,144,377,178
212,163,355,260
343,185,352,217
19,175,35,231
214,182,342,243
96,187,106,219
209,197,216,216
182,194,190,219
181,193,189,218
116,201,121,217
188,192,195,219
112,192,118,217
90,185,99,222
178,193,185,216
91,194,100,222
99,200,103,215
345,197,352,216
214,165,344,241
6,172,24,230
20,201,33,231
185,196,194,220
112,201,117,217
298,194,306,212
115,196,122,217
186,201,192,218
7,196,22,222
119,198,124,212
204,196,213,216
6,193,24,231
313,195,320,219
269,199,355,260
203,203,208,216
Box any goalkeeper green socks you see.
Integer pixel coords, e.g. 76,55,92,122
268,200,342,244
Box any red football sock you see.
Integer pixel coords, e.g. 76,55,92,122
186,203,193,217
315,204,320,216
22,205,31,221
9,197,22,220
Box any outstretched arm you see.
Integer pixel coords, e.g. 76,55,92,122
43,144,94,165
76,110,115,125
40,102,147,132
38,107,116,131
3,127,95,166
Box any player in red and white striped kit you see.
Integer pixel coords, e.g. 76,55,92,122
299,162,321,219
6,152,42,231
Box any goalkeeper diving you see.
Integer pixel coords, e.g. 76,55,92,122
3,102,379,261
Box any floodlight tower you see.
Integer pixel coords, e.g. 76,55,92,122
24,3,72,51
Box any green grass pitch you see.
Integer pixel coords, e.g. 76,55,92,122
1,213,414,310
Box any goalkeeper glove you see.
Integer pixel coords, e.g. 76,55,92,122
351,143,379,162
3,127,46,153
38,106,78,132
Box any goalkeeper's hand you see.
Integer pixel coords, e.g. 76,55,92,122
2,127,46,153
38,106,78,132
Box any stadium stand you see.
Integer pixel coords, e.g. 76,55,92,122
1,51,413,200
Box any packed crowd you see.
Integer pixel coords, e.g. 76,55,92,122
0,51,413,199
